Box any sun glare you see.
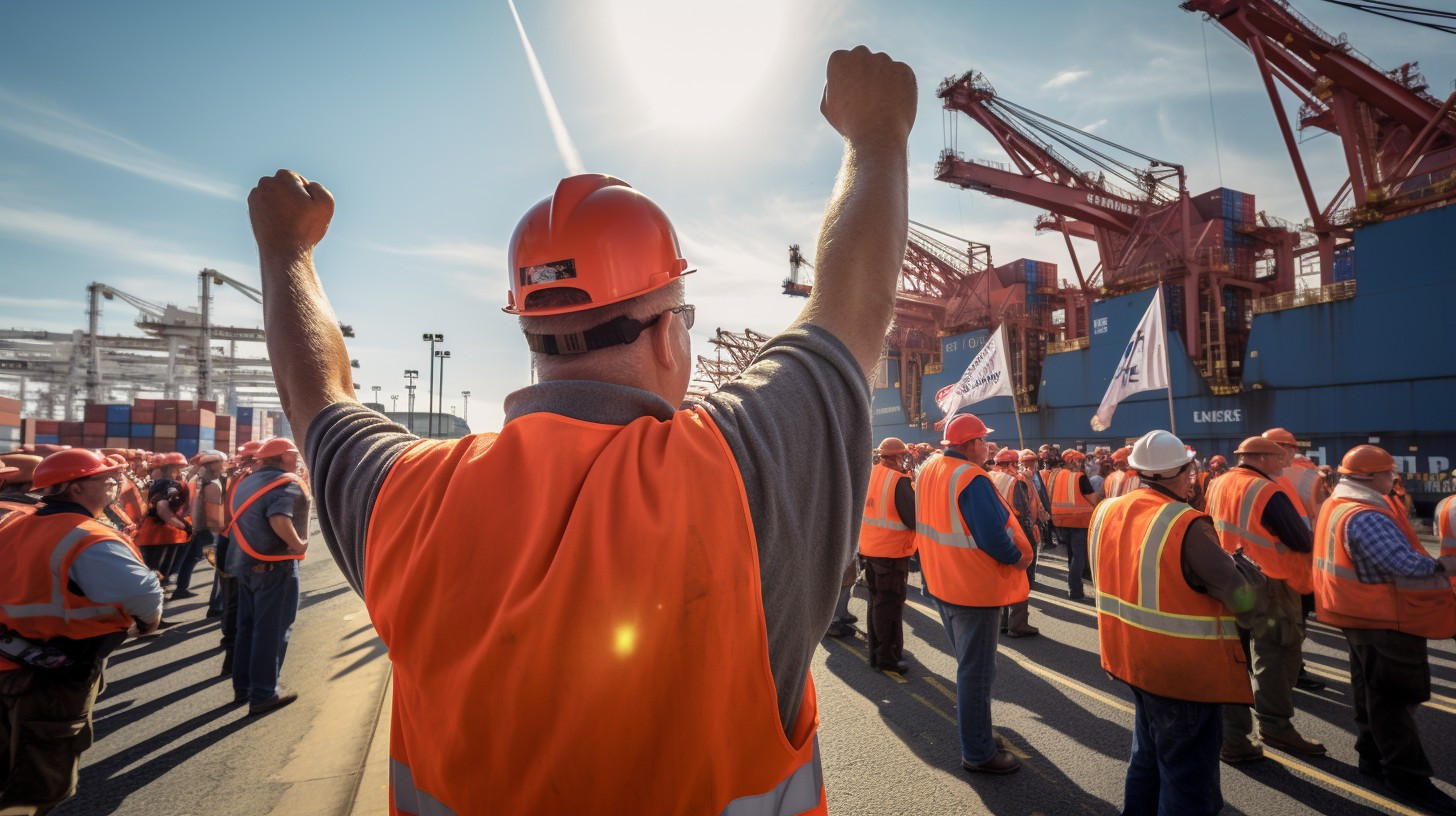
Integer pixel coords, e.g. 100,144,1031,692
606,0,789,130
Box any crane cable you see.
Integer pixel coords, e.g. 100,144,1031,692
1309,0,1456,35
1202,22,1226,188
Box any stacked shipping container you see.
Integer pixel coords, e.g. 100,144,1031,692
11,398,246,456
0,397,20,450
1191,187,1257,275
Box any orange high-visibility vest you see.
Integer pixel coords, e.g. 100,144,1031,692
225,473,309,562
860,463,916,558
1274,474,1312,531
914,455,1031,607
1313,494,1456,639
1090,490,1251,704
1102,471,1124,499
1048,467,1094,528
117,478,146,525
364,408,826,816
1437,494,1456,589
987,470,1017,504
1283,461,1325,520
0,497,39,533
1206,467,1312,594
0,512,140,671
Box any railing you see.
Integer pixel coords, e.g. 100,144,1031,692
1047,336,1090,354
924,363,943,374
1252,280,1357,315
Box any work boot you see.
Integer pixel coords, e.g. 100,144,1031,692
1005,601,1040,638
248,689,299,716
825,621,853,639
963,751,1020,775
1260,727,1327,756
1219,742,1265,764
1295,667,1326,691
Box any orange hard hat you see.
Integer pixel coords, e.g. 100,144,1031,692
1061,449,1086,462
238,440,263,456
504,174,693,316
994,448,1019,464
877,437,909,456
32,448,125,490
1338,444,1397,476
1262,428,1299,447
0,466,18,483
33,444,72,457
941,413,993,446
1233,436,1285,457
1019,449,1038,460
0,453,42,483
255,437,300,459
1111,447,1131,463
162,452,188,467
1210,455,1227,465
105,454,127,467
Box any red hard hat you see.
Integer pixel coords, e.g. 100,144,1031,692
1210,455,1227,465
1262,427,1299,447
255,437,300,459
106,454,127,467
503,175,693,316
32,448,124,490
0,453,42,482
1338,444,1397,476
941,413,993,446
877,437,909,456
162,452,188,467
0,465,18,483
1111,447,1131,463
994,448,1019,464
239,440,263,456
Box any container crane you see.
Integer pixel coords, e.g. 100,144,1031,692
1183,0,1456,281
689,328,770,396
936,68,1303,389
197,267,263,406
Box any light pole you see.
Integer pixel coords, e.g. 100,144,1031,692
390,394,399,412
435,350,451,438
371,385,381,407
461,390,471,424
404,369,419,434
422,333,443,436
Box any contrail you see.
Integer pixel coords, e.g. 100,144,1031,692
506,0,585,176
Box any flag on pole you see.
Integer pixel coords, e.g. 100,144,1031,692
1090,287,1171,432
935,325,1014,420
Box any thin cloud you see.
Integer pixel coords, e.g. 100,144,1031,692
1042,69,1090,90
0,294,76,310
1082,118,1109,133
0,205,245,276
0,86,239,200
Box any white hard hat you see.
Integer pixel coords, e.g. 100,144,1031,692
1126,430,1195,474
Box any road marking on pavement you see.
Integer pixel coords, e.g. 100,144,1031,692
910,692,956,725
923,675,957,703
908,597,1424,816
826,633,908,683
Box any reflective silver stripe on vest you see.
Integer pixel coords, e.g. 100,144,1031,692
1440,497,1456,551
391,759,459,816
1095,593,1239,640
720,736,824,816
1087,501,1111,583
0,526,106,621
1216,479,1287,553
917,465,978,549
1138,503,1192,612
861,468,902,529
1316,504,1450,591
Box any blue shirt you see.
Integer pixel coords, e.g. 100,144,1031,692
943,451,1022,565
1345,508,1437,584
225,466,308,572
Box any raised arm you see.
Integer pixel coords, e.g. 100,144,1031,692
799,46,918,376
249,170,356,447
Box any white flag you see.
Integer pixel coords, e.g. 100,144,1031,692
935,325,1014,419
1090,287,1170,432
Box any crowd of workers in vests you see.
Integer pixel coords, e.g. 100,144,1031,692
850,418,1456,814
0,436,311,814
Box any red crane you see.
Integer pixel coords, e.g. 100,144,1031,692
936,69,1303,389
1182,0,1456,282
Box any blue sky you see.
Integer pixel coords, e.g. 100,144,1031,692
2,0,1452,431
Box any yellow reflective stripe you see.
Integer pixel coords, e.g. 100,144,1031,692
720,736,824,816
916,465,978,549
0,526,94,620
1096,593,1239,640
1088,501,1112,581
391,759,459,816
1138,503,1192,611
1313,555,1359,582
862,467,898,526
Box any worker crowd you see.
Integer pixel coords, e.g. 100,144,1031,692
852,421,1456,814
0,437,312,814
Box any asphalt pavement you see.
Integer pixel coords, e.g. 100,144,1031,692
56,535,1456,815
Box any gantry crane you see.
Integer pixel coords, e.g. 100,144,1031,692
936,68,1304,389
1183,0,1456,280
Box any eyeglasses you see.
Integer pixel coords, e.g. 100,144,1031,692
646,304,695,330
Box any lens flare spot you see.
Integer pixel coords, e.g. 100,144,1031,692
613,625,638,657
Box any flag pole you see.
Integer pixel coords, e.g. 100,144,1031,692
1011,390,1026,450
1166,385,1176,435
1158,287,1176,435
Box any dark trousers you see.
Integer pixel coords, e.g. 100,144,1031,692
172,530,215,593
141,544,185,579
1124,686,1224,816
1058,526,1089,599
862,555,909,667
233,561,300,705
1344,627,1433,783
0,666,103,815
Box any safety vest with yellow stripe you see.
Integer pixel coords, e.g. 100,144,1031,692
1103,470,1141,500
1048,467,1094,528
1090,489,1252,704
1313,493,1456,639
0,511,141,671
1205,467,1312,594
364,408,826,816
1437,494,1456,590
859,463,916,559
914,456,1031,607
1274,474,1312,531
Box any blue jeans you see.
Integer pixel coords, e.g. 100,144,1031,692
1124,687,1223,816
233,561,300,705
1060,526,1089,599
172,530,214,593
934,600,1002,764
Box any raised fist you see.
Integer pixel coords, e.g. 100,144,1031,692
820,46,917,151
249,169,335,257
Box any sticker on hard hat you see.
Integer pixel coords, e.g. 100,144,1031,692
520,259,577,286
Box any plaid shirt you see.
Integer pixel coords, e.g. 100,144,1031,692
1344,506,1437,584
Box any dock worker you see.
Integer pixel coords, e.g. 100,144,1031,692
98,454,139,538
1048,448,1096,600
989,447,1040,638
1090,430,1264,816
248,45,916,813
1314,445,1456,816
1025,448,1056,552
916,413,1033,775
0,454,43,530
135,452,191,581
171,450,227,600
859,437,917,673
1103,447,1139,499
1265,428,1328,523
0,449,162,815
1205,436,1324,762
1437,492,1456,589
225,437,310,716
